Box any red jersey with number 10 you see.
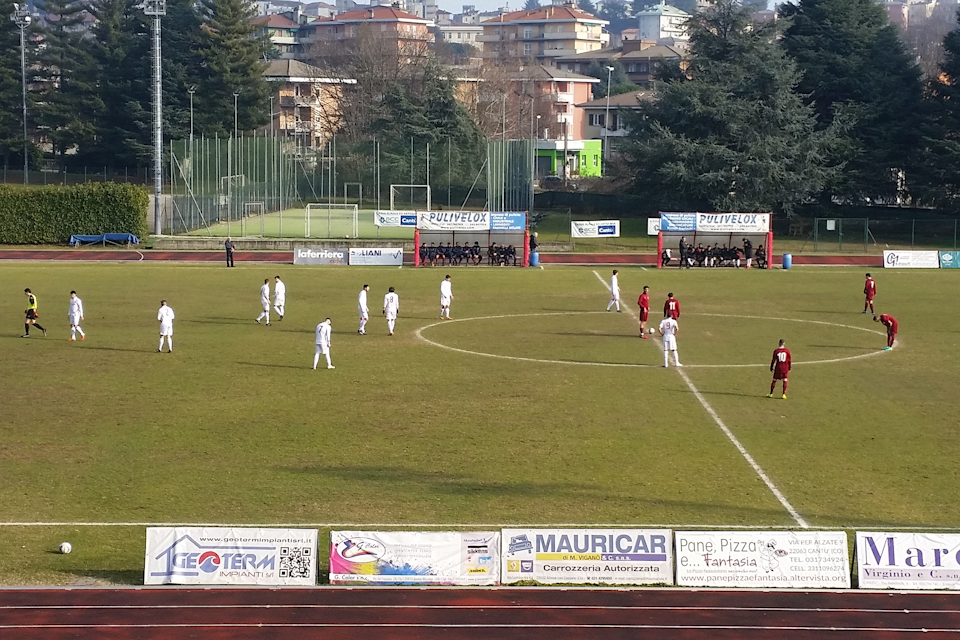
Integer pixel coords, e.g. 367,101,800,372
864,278,876,299
664,298,681,319
771,347,791,377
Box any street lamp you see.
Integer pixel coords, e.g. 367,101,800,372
10,4,31,184
603,65,614,162
187,86,196,146
143,0,166,236
233,89,241,140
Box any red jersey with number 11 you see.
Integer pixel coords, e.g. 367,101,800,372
664,298,681,319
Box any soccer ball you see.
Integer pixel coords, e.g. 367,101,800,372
59,542,72,554
648,328,657,334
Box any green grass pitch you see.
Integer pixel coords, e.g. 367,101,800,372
1,263,959,585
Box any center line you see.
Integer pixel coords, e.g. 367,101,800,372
591,270,808,528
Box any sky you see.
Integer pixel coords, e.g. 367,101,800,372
434,0,776,15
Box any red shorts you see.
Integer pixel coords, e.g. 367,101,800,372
865,294,875,301
772,368,789,380
639,308,649,322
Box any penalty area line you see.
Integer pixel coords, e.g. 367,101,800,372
591,270,808,529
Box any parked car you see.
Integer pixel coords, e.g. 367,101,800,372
539,175,578,191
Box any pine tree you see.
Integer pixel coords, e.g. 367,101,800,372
36,0,100,162
523,0,540,11
780,0,925,202
922,8,960,205
194,0,269,136
578,0,597,15
621,0,846,212
161,0,206,142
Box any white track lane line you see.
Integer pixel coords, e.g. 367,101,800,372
591,270,808,529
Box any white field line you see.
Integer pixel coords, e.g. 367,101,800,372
591,270,808,529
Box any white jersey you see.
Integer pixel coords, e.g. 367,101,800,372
158,305,175,335
440,280,452,303
659,317,678,347
68,296,84,319
274,280,285,304
610,274,620,298
315,321,331,350
383,292,399,319
260,284,270,304
358,289,369,316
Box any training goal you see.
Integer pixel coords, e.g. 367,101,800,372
657,212,774,268
390,184,431,212
305,203,359,238
242,202,265,237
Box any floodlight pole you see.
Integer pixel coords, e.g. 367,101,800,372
188,86,195,146
604,65,614,163
11,4,31,184
144,0,166,236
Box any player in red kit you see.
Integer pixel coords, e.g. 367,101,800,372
863,273,876,315
874,314,898,350
767,339,791,399
637,286,650,337
663,293,681,320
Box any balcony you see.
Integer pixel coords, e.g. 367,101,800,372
279,95,321,107
551,92,574,104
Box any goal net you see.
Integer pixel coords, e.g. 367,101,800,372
657,212,774,269
305,203,359,238
390,184,431,212
242,202,265,237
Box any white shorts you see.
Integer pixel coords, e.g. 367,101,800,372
69,314,82,325
274,298,285,306
611,292,620,301
359,307,369,319
160,324,173,336
385,312,397,321
261,301,270,311
440,295,451,306
662,337,676,350
315,343,329,354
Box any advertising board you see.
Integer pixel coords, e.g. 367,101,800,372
883,250,941,269
857,531,960,589
348,247,404,266
293,246,348,265
571,220,620,238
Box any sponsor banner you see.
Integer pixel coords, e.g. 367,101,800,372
696,213,769,233
374,211,417,228
329,531,499,585
659,212,697,232
501,529,673,585
417,211,489,231
647,217,661,236
144,527,318,586
490,212,527,231
940,251,960,269
571,220,621,238
675,531,850,589
857,532,960,589
293,246,348,265
883,250,940,269
348,247,404,266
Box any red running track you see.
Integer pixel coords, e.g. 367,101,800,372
1,588,959,639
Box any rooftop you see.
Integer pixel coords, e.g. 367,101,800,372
576,90,655,108
635,1,690,17
482,6,608,25
252,13,301,29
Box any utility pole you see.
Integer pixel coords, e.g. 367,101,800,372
603,65,614,163
144,0,166,235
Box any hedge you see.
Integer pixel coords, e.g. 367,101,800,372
0,183,149,244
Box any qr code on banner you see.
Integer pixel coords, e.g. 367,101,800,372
279,546,313,578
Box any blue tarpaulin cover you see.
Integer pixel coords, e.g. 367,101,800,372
69,233,140,246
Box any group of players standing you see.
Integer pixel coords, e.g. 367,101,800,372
605,269,899,399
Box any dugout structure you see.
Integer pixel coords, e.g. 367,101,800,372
657,212,773,268
411,211,530,267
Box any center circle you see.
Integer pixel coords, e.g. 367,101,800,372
415,312,892,369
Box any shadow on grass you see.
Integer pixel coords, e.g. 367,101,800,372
807,345,877,350
238,361,306,371
188,317,255,326
78,345,150,354
57,569,142,585
554,332,643,339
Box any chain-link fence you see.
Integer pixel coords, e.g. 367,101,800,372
782,217,960,252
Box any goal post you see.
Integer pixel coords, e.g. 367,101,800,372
657,212,773,269
242,202,265,237
305,203,359,238
390,184,431,212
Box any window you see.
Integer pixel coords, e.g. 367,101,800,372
638,62,649,73
457,32,462,39
593,155,598,167
627,63,635,73
574,63,580,72
524,43,532,55
557,82,568,92
589,113,605,127
557,24,564,32
523,27,532,38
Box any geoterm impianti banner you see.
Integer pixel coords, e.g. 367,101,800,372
501,528,673,585
144,527,318,586
329,531,499,585
675,531,850,589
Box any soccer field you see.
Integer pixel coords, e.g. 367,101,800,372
1,263,959,585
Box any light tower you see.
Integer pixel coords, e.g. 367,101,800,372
10,4,31,184
143,0,166,235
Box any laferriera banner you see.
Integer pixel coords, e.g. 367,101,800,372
883,250,941,269
144,527,318,585
501,529,673,585
348,247,404,266
675,531,850,589
659,213,770,234
374,211,417,228
857,531,960,589
571,220,621,238
329,531,499,585
293,246,348,265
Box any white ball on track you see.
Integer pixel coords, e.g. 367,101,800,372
59,542,72,554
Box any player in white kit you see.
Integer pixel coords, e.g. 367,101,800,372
440,275,453,319
67,291,85,341
313,317,334,369
658,316,681,367
157,300,175,353
358,284,370,334
256,279,271,325
606,269,622,312
383,286,399,335
273,276,286,321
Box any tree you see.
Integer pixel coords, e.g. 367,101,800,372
523,0,540,11
161,0,206,142
578,0,596,15
0,0,31,168
36,0,101,162
920,9,960,205
780,0,925,202
621,0,847,213
194,0,269,136
597,0,632,35
586,60,640,98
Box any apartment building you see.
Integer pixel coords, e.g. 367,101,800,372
479,2,609,66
